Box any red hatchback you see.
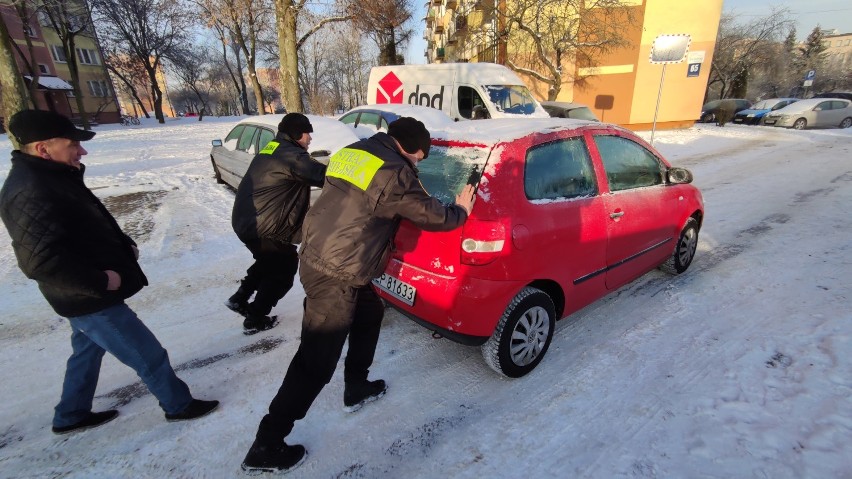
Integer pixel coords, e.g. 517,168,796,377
373,119,704,377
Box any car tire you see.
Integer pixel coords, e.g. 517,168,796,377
840,117,852,129
482,287,555,378
700,113,714,123
660,218,699,275
211,158,225,184
792,118,807,130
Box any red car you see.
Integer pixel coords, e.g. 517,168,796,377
373,118,704,377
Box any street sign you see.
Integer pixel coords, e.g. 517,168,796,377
803,80,814,87
805,70,816,81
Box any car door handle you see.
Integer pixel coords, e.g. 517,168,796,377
610,211,625,219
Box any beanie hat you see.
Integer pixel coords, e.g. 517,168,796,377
8,109,96,145
278,113,313,140
387,117,431,159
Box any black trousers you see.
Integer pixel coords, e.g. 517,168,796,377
240,238,299,317
255,261,385,444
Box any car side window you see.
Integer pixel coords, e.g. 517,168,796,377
593,135,664,192
223,125,245,151
814,101,832,111
339,112,358,125
458,86,486,119
357,112,381,131
524,137,597,200
378,117,390,132
833,101,850,110
257,128,275,152
237,126,258,153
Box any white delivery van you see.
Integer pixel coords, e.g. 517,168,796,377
367,63,549,121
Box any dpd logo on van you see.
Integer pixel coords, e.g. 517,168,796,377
376,72,403,104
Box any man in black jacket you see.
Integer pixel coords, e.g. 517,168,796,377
0,110,218,435
241,117,476,474
227,113,327,334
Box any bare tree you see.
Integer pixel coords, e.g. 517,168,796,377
169,46,212,120
102,47,151,117
496,0,637,101
273,0,349,112
196,4,250,114
706,7,793,101
40,0,98,128
345,0,413,66
91,0,192,123
196,0,272,114
0,9,28,146
2,0,42,108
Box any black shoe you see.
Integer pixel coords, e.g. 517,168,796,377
225,298,249,317
243,314,278,335
241,440,307,475
343,379,387,413
52,409,118,435
165,399,219,422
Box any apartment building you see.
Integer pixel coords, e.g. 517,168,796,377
423,0,724,129
823,31,852,71
0,1,120,124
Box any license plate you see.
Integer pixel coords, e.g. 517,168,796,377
764,119,775,125
372,273,416,306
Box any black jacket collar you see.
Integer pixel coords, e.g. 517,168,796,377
11,150,85,176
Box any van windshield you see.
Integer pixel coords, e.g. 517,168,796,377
484,85,539,115
416,145,491,204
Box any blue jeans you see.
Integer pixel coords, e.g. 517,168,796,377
53,303,193,428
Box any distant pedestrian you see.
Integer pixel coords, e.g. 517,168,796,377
227,113,326,334
240,117,476,473
0,110,218,435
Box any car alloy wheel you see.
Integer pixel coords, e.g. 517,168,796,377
482,287,555,378
792,118,807,130
840,117,852,129
660,218,699,275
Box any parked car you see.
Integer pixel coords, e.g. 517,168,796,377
762,98,852,130
209,115,360,189
338,104,454,139
812,91,852,102
540,101,599,121
732,98,799,125
372,118,704,377
698,98,752,123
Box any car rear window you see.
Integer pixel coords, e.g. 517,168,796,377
416,145,491,204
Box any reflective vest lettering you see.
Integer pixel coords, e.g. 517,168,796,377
326,148,384,191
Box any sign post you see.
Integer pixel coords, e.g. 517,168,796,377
649,34,691,145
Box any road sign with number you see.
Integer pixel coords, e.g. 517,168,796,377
687,63,701,77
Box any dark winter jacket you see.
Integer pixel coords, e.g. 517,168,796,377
0,151,148,317
300,132,468,286
231,133,326,244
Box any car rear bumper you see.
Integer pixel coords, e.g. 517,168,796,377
376,258,525,342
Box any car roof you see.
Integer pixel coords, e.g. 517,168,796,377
340,104,455,129
230,114,360,155
429,117,609,145
540,101,590,110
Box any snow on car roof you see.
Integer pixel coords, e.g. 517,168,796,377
235,114,360,156
341,104,455,130
428,117,603,145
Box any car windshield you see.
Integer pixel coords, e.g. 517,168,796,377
416,145,491,204
702,100,722,110
568,107,598,121
484,85,539,115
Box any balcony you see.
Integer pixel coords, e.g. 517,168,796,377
431,0,442,5
434,18,444,34
436,47,445,59
446,0,457,9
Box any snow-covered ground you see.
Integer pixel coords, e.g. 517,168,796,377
0,116,850,478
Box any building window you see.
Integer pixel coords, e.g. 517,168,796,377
50,45,67,63
37,64,49,74
76,48,100,65
87,80,111,97
23,23,37,37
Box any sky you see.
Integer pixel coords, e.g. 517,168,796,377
0,116,851,477
404,0,852,64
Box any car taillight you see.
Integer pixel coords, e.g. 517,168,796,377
460,219,506,265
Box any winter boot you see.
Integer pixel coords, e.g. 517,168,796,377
225,282,253,316
165,399,220,422
243,314,279,335
343,379,387,413
241,440,307,475
52,409,118,435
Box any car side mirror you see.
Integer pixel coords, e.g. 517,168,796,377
667,167,693,184
211,139,222,147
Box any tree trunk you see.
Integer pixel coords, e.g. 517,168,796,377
65,36,91,129
276,0,301,112
146,65,165,123
0,19,28,148
247,64,265,115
